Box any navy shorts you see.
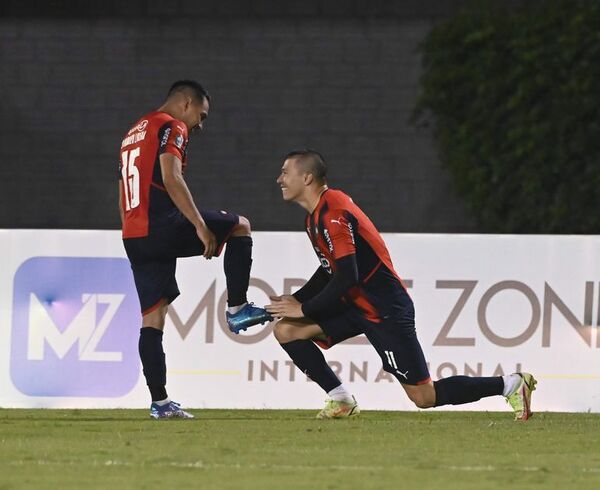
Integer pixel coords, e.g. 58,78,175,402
123,210,239,314
315,302,431,386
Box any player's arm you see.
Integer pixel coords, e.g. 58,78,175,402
266,256,358,318
267,267,329,313
159,152,217,258
301,211,359,317
118,184,124,226
301,209,359,318
266,211,358,318
292,267,330,303
300,255,358,318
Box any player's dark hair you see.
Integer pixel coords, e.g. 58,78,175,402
285,149,327,184
167,80,210,103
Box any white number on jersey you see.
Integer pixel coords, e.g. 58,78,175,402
384,350,409,380
120,147,140,210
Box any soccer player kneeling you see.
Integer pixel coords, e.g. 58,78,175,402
265,150,536,421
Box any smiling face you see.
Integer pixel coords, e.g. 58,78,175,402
277,157,308,202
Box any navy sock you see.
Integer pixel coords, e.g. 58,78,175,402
224,236,252,307
138,327,168,402
280,340,341,393
434,376,504,407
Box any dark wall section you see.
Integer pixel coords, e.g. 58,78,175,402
0,0,477,232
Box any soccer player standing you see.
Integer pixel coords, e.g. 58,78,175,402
266,149,536,420
119,80,272,419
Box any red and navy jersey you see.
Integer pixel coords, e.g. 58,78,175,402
304,189,411,323
119,111,189,238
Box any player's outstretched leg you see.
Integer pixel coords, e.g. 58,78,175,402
504,372,537,421
420,372,536,421
223,217,273,333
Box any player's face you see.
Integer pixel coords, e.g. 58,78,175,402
186,97,209,134
277,158,306,202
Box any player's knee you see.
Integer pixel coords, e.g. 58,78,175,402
273,321,290,343
142,302,168,329
234,215,251,236
411,396,433,409
273,321,299,344
142,315,166,330
408,391,435,409
404,385,436,409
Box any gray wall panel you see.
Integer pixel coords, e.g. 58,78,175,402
0,2,478,232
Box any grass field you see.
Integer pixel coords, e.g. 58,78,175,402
1,409,599,489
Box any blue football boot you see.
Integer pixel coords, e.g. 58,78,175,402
226,302,274,334
150,401,194,420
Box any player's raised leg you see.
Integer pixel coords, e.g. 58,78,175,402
223,215,273,333
139,300,193,420
273,318,359,419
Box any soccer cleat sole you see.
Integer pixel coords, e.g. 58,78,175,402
316,406,360,420
516,374,537,421
316,397,360,419
150,412,194,420
229,319,271,335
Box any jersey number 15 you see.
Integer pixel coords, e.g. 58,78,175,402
120,148,140,210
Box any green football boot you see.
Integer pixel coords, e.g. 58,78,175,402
316,396,360,419
506,373,537,421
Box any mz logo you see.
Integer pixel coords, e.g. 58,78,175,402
10,257,140,397
27,293,125,362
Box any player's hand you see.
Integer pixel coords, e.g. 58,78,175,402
266,295,304,318
196,224,217,259
268,294,295,302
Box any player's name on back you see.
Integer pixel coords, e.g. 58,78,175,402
121,131,147,148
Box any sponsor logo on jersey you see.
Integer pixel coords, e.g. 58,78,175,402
323,228,334,253
10,257,140,397
347,221,355,244
160,127,171,148
313,246,332,273
175,134,184,149
127,119,148,135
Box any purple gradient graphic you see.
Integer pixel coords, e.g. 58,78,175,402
11,257,140,397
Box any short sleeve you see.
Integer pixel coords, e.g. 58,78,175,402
158,121,188,161
323,211,356,260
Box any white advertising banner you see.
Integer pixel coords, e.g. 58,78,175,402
0,230,599,412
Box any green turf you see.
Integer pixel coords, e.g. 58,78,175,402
0,410,599,490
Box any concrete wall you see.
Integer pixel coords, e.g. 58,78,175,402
0,0,477,232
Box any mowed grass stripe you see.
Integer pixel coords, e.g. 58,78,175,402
7,459,600,474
